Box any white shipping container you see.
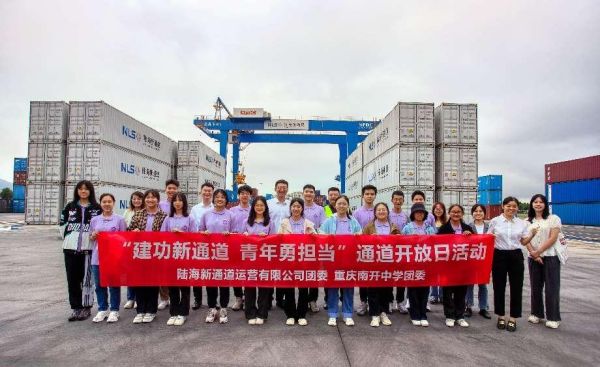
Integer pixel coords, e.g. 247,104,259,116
198,144,226,176
184,192,200,207
460,104,478,145
435,189,478,223
66,142,173,189
27,142,66,182
362,144,435,188
177,166,226,193
399,186,435,214
68,101,177,164
363,147,399,189
64,183,150,216
345,144,363,176
349,195,362,213
177,141,226,176
25,183,64,224
29,101,69,142
177,141,202,166
436,146,478,188
435,103,478,145
345,170,363,198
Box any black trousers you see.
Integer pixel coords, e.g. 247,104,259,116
283,288,309,319
245,287,272,319
64,251,91,310
233,287,244,298
368,287,391,316
207,287,230,308
308,288,319,303
395,287,406,302
407,287,429,320
529,256,561,321
359,287,368,302
492,249,524,318
168,286,190,316
442,285,468,319
192,286,203,305
275,288,285,305
135,287,159,314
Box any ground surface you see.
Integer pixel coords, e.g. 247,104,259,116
1,213,599,367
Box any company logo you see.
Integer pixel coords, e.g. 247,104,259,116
119,200,128,209
122,125,141,142
120,162,140,175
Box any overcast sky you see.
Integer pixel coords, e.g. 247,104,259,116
1,0,599,199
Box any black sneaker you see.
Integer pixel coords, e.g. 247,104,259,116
192,300,201,310
77,308,91,321
68,309,80,322
479,309,491,319
465,307,473,318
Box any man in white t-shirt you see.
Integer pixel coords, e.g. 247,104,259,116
189,182,214,310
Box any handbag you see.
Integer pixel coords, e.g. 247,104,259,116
554,230,568,265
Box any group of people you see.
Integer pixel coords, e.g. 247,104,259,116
60,178,563,331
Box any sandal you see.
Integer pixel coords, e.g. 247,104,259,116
507,320,517,332
497,318,506,330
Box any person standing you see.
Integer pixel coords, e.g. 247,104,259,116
324,187,340,218
229,185,253,311
123,191,144,310
89,193,127,323
487,196,536,332
411,190,436,227
389,190,409,314
401,203,436,327
189,182,215,310
279,198,317,326
60,181,102,322
362,202,400,327
429,202,447,305
466,204,491,319
320,195,362,327
128,189,168,324
161,193,195,326
353,184,377,316
302,184,325,313
157,179,180,311
525,194,562,329
244,196,276,325
199,189,233,324
267,179,291,309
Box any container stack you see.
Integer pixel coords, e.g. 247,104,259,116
546,155,600,226
12,158,28,213
345,143,363,212
176,141,226,207
63,101,178,215
353,102,435,213
26,102,70,224
435,103,478,221
477,174,502,220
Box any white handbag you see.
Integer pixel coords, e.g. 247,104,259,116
554,231,568,265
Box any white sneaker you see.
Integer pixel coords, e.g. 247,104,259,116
205,308,217,323
248,318,257,325
328,317,337,326
298,318,308,326
421,320,429,327
344,318,355,326
388,302,394,314
457,319,469,328
411,319,421,326
132,313,144,324
286,318,295,326
255,317,265,325
219,308,228,324
426,303,431,311
528,315,541,324
167,316,177,326
545,321,560,329
174,316,186,326
92,311,109,323
157,300,169,310
356,301,368,316
309,301,320,313
370,316,381,327
380,312,392,326
142,313,156,323
231,297,243,311
106,311,119,323
124,300,135,309
446,318,455,327
398,303,409,314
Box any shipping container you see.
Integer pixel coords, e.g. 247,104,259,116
25,183,65,224
66,142,173,189
29,101,70,142
177,141,226,176
435,189,478,222
477,190,503,205
545,155,600,184
65,183,151,216
13,172,27,186
546,179,600,204
434,103,478,146
14,158,28,172
12,199,25,213
68,101,177,165
345,170,363,198
550,202,600,226
483,204,502,221
349,195,362,213
346,144,363,176
176,165,226,193
362,144,435,189
478,175,502,191
435,146,478,188
12,184,26,200
27,142,66,182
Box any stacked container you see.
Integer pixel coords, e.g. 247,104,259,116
546,155,600,226
176,141,226,207
63,101,178,215
435,103,478,221
477,175,503,220
26,102,69,224
12,158,28,213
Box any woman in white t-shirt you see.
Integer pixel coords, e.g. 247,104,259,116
524,194,562,329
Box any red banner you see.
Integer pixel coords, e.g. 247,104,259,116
99,233,494,287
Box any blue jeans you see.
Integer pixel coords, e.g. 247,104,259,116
127,287,136,301
327,288,354,318
91,265,121,311
430,286,443,300
465,284,488,310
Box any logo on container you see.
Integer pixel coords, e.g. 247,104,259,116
122,125,142,142
121,163,140,176
119,200,128,209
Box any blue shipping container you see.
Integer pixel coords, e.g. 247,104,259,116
547,179,600,204
550,202,600,226
13,158,28,172
477,190,503,205
13,184,25,200
478,175,502,191
12,199,25,213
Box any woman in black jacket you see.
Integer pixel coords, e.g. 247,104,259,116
437,204,473,328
